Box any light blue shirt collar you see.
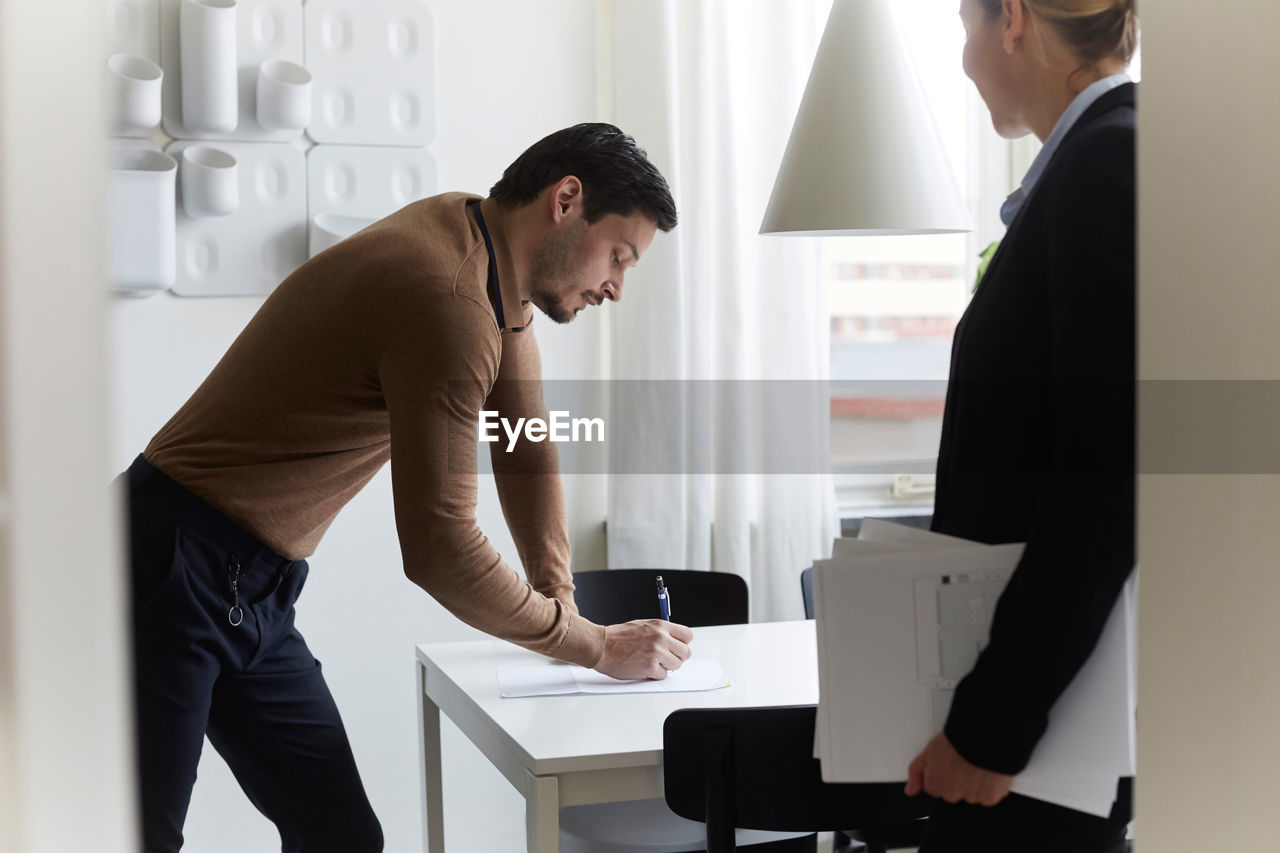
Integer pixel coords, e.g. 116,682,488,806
1000,73,1132,226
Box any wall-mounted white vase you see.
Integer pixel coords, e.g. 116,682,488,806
257,59,311,132
107,149,177,293
310,213,374,257
179,0,238,133
106,54,164,135
180,145,239,217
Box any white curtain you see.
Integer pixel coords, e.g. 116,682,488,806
604,0,838,622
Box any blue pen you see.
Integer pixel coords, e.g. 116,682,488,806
656,575,671,621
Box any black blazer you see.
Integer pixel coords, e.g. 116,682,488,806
931,83,1137,774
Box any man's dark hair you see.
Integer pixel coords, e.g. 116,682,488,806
489,123,678,233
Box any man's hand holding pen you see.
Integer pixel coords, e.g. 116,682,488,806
594,620,694,681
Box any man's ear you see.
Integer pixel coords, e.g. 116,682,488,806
549,176,583,223
1001,0,1026,54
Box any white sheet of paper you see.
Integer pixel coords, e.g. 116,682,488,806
856,518,978,547
815,520,1136,818
813,536,967,760
497,658,729,698
832,535,956,559
815,541,1023,784
1012,772,1121,819
855,522,1137,793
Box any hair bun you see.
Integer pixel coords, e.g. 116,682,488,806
1024,0,1138,65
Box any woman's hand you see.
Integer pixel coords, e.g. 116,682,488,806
905,732,1014,806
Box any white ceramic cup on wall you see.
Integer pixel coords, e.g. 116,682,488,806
107,149,178,293
179,0,238,133
310,213,375,257
181,145,239,217
106,54,164,135
256,59,312,132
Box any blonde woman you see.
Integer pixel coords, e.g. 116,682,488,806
903,1,1138,850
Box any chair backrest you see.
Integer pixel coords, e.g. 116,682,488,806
663,705,931,853
571,569,748,627
800,566,815,620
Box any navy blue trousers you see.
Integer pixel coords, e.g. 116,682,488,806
125,456,383,853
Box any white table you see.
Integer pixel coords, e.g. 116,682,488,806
415,620,818,853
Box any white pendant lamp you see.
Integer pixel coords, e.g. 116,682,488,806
760,0,972,236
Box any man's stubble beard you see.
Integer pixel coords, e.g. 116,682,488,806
528,219,588,325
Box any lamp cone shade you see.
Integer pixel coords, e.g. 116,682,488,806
760,0,972,236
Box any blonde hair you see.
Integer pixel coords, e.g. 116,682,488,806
979,0,1139,66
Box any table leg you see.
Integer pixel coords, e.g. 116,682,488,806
418,663,445,853
523,770,560,853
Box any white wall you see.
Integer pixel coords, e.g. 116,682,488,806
1136,2,1280,850
109,2,607,850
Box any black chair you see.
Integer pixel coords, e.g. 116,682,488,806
799,566,815,620
572,568,748,627
560,568,812,853
664,705,932,853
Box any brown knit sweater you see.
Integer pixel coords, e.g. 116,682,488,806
145,192,606,667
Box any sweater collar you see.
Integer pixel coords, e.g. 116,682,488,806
468,196,528,332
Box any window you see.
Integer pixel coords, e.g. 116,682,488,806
826,0,993,514
826,1,1141,515
824,3,1146,512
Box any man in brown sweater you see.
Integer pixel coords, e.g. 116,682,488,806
124,123,685,853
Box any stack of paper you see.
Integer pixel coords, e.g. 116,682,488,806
813,518,1136,818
